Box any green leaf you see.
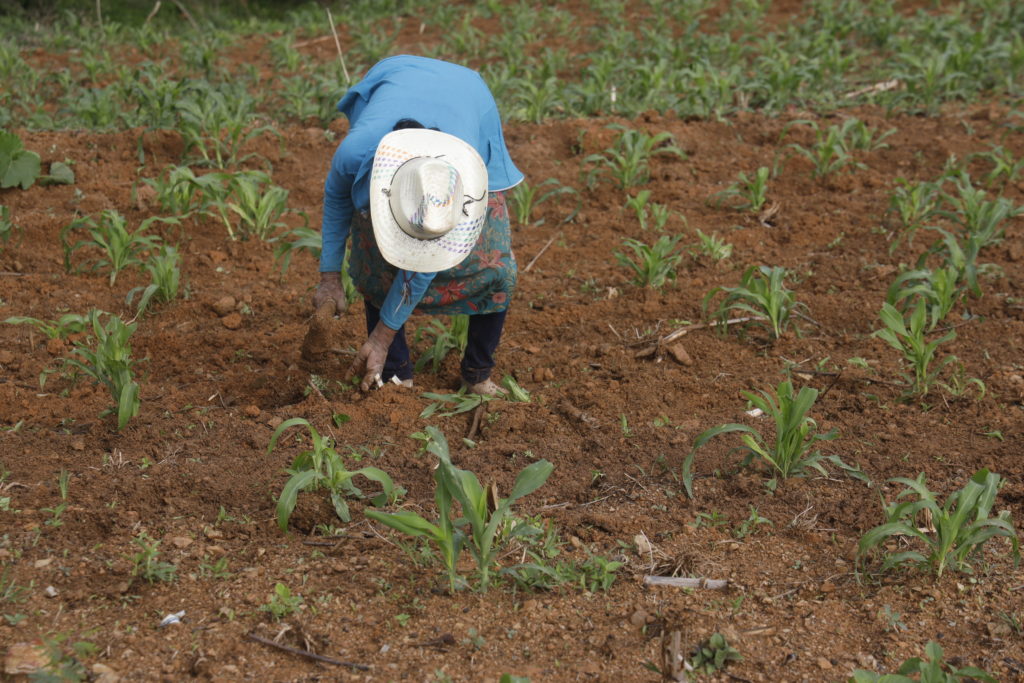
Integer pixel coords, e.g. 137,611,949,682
38,161,75,186
1,149,40,190
277,469,318,531
507,460,554,502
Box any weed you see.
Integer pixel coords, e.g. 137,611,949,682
0,129,41,189
268,417,399,531
501,375,530,402
878,604,906,633
684,380,839,495
703,265,803,340
971,144,1024,187
689,632,742,676
857,468,1020,578
850,640,995,682
259,582,303,620
60,311,140,430
615,235,684,289
733,506,772,539
419,388,494,419
129,531,177,583
60,210,169,285
584,124,685,189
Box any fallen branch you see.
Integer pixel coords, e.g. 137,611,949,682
643,576,729,590
844,79,900,99
523,231,561,273
247,633,369,671
659,316,763,346
292,34,334,49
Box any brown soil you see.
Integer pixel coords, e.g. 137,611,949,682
3,24,1024,683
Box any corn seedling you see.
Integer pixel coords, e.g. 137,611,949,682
272,226,321,275
851,640,995,683
615,235,684,289
61,311,140,431
970,144,1024,187
259,582,303,620
583,124,685,189
836,117,895,152
174,84,277,168
703,265,804,340
857,469,1019,579
4,311,91,339
60,210,172,286
268,417,399,531
873,300,957,397
885,266,963,331
683,380,839,496
141,165,219,216
712,166,770,211
508,178,577,226
214,170,291,241
885,178,941,253
367,426,552,592
784,120,866,179
692,229,733,261
414,315,469,374
129,531,177,583
126,245,181,315
938,173,1021,247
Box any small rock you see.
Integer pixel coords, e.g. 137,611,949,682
204,528,224,539
820,581,836,593
266,416,283,429
207,250,228,265
44,585,58,598
243,405,261,418
221,313,243,330
4,642,49,675
70,438,85,451
633,534,652,556
817,657,833,670
569,535,582,549
33,558,53,569
532,367,547,383
728,542,740,551
987,621,1012,638
629,609,648,628
330,561,349,573
170,536,193,549
210,296,236,316
667,343,693,366
542,367,554,381
521,599,538,612
92,662,121,683
856,653,877,669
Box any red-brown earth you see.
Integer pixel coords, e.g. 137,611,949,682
2,16,1024,683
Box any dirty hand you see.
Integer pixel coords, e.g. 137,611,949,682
346,321,398,392
313,272,348,315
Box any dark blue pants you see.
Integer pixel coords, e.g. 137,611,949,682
364,304,508,384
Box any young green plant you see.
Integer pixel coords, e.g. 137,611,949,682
615,234,684,289
703,265,803,340
60,311,140,430
268,417,398,531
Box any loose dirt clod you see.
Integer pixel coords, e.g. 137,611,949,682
299,300,348,379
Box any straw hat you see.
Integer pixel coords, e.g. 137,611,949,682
369,129,488,272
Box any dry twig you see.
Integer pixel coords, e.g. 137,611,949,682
523,231,561,273
643,576,729,590
247,633,369,671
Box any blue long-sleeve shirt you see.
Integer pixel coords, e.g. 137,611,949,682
319,55,523,329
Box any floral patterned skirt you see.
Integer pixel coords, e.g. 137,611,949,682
348,192,517,316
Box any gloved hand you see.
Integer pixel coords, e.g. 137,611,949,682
346,321,398,392
313,272,348,315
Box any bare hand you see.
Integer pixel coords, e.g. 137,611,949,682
346,322,398,391
313,273,348,315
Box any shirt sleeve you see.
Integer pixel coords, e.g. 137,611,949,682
319,146,354,273
379,270,437,330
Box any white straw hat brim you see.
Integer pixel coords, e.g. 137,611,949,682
370,129,488,273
